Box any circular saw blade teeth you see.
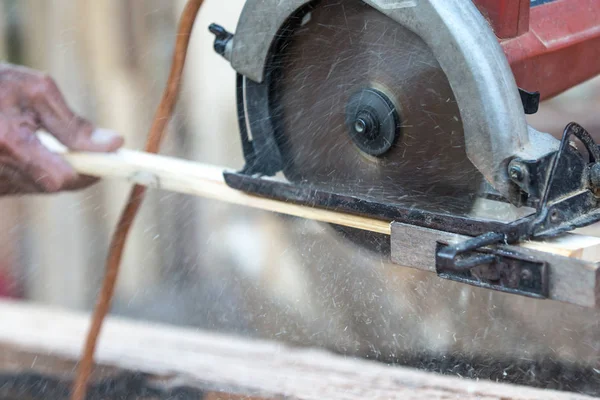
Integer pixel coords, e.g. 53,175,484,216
265,0,483,214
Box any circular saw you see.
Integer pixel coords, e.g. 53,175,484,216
207,0,600,302
213,0,545,203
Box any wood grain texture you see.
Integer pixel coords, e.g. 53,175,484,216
0,300,596,400
521,234,600,261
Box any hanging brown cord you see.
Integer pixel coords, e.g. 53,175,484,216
70,1,205,399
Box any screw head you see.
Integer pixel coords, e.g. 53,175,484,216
509,165,524,182
354,119,367,134
520,268,532,282
353,111,379,140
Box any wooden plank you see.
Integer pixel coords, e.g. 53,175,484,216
39,134,392,235
0,300,594,400
522,234,600,261
39,133,600,261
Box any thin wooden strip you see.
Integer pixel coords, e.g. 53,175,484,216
39,133,600,259
522,234,600,261
40,133,392,235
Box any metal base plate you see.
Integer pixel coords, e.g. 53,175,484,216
223,172,508,237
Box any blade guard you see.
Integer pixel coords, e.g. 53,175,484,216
225,0,559,203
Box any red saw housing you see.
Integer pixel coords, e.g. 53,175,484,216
474,0,600,100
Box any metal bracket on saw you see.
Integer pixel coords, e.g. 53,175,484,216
435,238,549,299
391,223,599,308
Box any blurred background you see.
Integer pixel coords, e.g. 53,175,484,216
1,0,600,396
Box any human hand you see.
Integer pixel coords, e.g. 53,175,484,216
0,64,124,195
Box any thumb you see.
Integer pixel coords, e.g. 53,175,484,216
47,116,124,152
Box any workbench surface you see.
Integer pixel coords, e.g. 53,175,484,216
0,300,594,400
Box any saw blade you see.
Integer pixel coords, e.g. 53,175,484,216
268,0,483,214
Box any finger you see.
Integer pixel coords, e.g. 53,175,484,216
62,174,99,192
25,74,124,152
7,124,80,193
0,154,98,195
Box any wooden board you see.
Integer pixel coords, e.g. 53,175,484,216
40,134,392,235
39,133,600,255
0,300,595,400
